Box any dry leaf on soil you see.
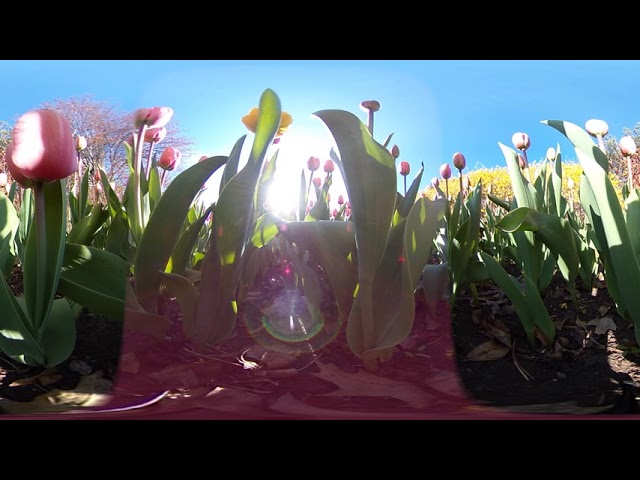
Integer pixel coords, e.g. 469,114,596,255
465,340,510,361
309,362,436,409
586,316,617,335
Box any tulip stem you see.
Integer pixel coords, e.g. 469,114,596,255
133,126,147,243
33,182,47,329
628,155,634,193
144,141,156,183
403,177,407,197
367,111,374,137
76,152,83,222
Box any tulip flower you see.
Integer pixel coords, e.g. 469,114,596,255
360,100,381,136
324,159,335,174
332,208,338,219
399,161,410,195
134,107,174,129
511,132,530,151
307,156,320,172
199,155,208,162
391,145,400,159
158,146,181,189
585,119,609,153
440,163,451,200
546,147,556,162
313,177,321,188
75,135,87,152
452,152,466,197
338,194,345,205
159,146,181,171
242,107,293,139
143,126,168,181
620,136,638,192
5,109,76,187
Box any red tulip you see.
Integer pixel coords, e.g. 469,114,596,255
134,107,174,129
391,145,400,159
360,100,381,113
144,127,167,144
324,159,335,173
158,146,181,171
307,156,320,172
5,109,76,187
400,161,410,176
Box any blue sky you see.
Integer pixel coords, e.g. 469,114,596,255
0,60,638,213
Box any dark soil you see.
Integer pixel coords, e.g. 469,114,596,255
452,267,640,414
2,259,639,418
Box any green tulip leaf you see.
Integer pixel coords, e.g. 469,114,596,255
133,155,228,307
67,203,109,246
58,243,128,321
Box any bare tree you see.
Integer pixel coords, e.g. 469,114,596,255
39,95,196,188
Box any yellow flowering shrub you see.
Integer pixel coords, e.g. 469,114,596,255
423,161,624,215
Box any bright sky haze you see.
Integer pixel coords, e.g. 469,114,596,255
0,60,638,214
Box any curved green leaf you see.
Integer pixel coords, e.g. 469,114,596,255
37,298,76,367
133,155,228,306
219,135,246,196
67,203,109,246
58,243,128,320
166,205,213,276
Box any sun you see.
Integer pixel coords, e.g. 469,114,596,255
265,130,345,219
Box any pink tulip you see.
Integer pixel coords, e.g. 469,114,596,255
313,177,321,188
307,156,320,172
400,161,410,176
324,159,335,173
391,145,400,159
144,127,167,144
338,195,344,205
134,107,174,129
158,146,181,171
5,109,76,187
512,132,531,151
452,152,466,171
360,100,381,113
440,163,452,180
620,136,637,157
332,208,338,218
199,155,208,162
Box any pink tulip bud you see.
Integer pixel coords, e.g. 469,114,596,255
391,145,400,159
585,119,609,137
400,161,410,176
440,163,452,180
5,109,76,187
518,154,527,169
360,100,381,113
338,195,344,205
75,135,87,152
0,173,6,187
332,208,338,218
199,155,208,162
134,107,174,129
313,177,321,188
620,136,637,157
307,156,320,172
158,146,181,171
324,159,335,173
345,206,351,217
512,132,531,151
144,127,167,144
431,177,439,188
452,152,466,171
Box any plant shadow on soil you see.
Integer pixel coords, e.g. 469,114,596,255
1,261,640,417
